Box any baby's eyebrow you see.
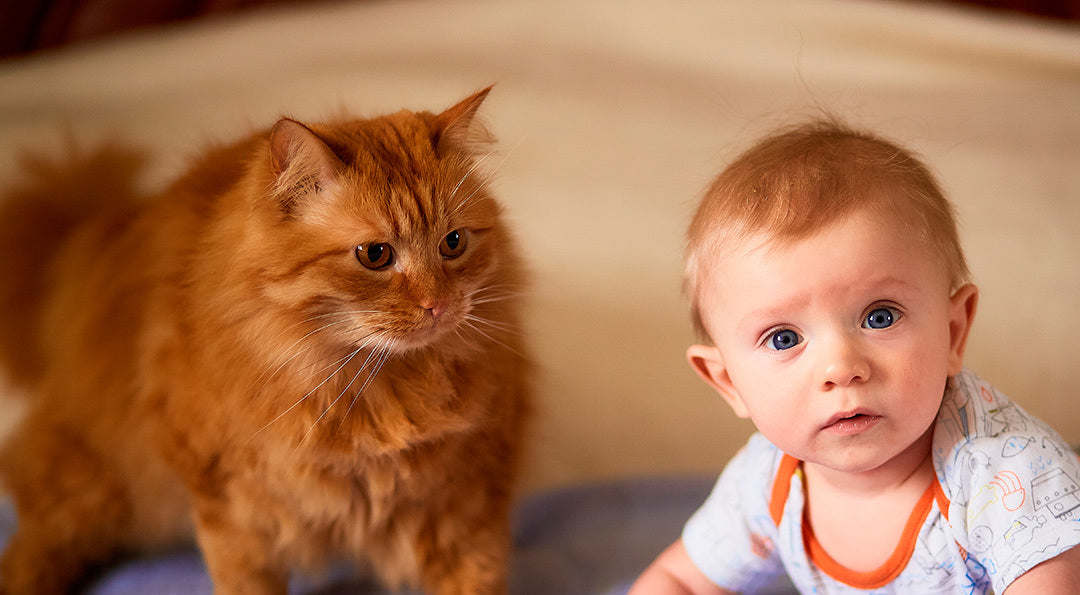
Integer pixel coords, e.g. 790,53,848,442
861,275,922,297
732,275,920,337
734,301,802,337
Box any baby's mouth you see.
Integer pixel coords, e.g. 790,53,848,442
822,410,882,435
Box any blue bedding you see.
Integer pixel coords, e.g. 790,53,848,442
0,477,719,595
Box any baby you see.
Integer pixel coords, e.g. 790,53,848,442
631,121,1080,594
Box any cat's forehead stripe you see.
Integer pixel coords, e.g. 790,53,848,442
321,114,492,242
351,119,440,232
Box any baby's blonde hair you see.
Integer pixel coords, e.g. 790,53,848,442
685,119,970,340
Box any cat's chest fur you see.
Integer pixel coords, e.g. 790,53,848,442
264,352,485,454
180,351,504,575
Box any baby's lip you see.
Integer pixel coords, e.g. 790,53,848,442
821,408,879,429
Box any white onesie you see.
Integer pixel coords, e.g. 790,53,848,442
683,369,1080,593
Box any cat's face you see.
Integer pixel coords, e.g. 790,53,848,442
249,93,517,361
288,143,508,354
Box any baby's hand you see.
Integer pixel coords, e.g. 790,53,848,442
629,539,735,595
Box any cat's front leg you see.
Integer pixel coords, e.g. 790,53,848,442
191,497,289,595
422,547,510,595
414,510,512,595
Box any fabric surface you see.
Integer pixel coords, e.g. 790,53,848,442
0,477,723,595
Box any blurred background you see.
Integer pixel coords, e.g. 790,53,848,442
0,0,1077,496
2,1,1078,58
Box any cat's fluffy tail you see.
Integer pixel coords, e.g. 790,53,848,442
0,142,146,388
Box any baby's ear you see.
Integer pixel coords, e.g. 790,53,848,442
947,283,979,376
686,345,750,418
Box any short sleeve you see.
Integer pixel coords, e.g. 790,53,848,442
933,371,1080,593
682,433,786,592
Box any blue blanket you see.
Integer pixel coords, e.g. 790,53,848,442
0,477,723,594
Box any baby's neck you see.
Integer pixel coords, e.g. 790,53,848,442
801,429,937,573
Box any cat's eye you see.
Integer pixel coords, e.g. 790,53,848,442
356,243,394,270
439,229,468,259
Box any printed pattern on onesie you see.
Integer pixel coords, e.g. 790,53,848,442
682,369,1080,594
682,432,789,592
932,369,1080,594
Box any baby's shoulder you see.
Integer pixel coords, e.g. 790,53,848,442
712,433,791,507
728,433,787,482
930,370,1080,592
933,370,1063,455
932,369,1080,508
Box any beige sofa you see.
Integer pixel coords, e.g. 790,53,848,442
0,0,1077,501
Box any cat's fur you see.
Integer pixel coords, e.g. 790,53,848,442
0,88,531,595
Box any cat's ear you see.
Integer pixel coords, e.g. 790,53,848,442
268,118,342,210
432,86,495,156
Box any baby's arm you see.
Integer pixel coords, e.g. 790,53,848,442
1002,544,1080,594
629,539,735,595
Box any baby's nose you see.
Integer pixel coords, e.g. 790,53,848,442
820,335,870,389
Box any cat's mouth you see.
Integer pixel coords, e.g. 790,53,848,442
397,307,462,348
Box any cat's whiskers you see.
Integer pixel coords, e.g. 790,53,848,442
299,335,393,446
249,309,383,393
298,327,380,381
339,337,397,430
460,316,525,358
248,329,386,443
295,337,398,447
469,295,514,306
447,151,493,214
467,291,521,306
464,284,524,306
247,346,363,443
250,316,354,394
469,282,525,294
463,313,516,335
449,139,520,217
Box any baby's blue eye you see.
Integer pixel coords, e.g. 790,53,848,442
864,308,896,329
767,329,802,351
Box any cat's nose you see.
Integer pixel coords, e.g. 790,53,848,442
421,300,447,321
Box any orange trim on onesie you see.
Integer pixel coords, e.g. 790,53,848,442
769,454,801,526
767,453,940,589
804,481,936,589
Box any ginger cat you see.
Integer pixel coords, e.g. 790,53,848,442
0,88,530,595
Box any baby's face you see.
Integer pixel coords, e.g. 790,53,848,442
693,209,972,474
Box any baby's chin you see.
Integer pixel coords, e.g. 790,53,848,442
801,442,931,477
